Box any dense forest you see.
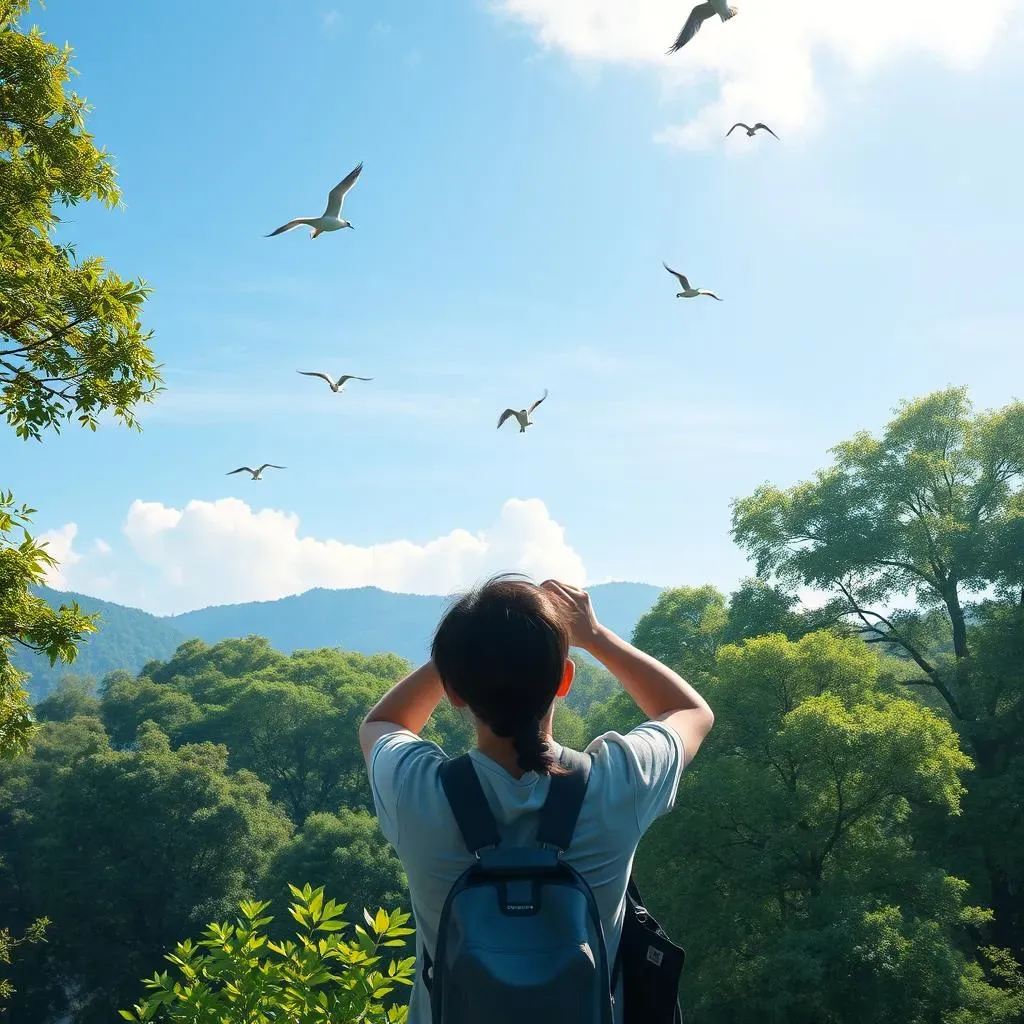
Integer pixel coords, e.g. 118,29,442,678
4,385,1024,1023
3,2,1023,1022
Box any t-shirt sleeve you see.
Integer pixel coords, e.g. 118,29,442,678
368,729,445,848
586,720,685,835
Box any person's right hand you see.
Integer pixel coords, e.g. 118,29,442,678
539,579,605,652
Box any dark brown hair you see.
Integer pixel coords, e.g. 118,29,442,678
431,574,569,775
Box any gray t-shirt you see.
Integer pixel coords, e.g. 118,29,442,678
369,720,685,1023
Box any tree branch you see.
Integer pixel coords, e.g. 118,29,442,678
835,579,964,719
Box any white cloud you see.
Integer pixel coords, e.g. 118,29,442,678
37,523,81,590
42,498,587,615
493,0,1020,146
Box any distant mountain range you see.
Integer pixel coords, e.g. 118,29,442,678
16,582,664,701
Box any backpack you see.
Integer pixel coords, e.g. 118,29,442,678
423,746,686,1024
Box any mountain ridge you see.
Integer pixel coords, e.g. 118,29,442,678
17,582,664,701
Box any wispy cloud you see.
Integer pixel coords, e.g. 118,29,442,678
322,9,340,32
492,0,1022,148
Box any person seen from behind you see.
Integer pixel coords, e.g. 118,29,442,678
359,576,715,1022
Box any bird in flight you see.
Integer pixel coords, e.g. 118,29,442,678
663,262,723,301
266,162,363,238
297,371,373,393
727,122,779,139
226,464,286,480
667,0,738,53
498,390,548,433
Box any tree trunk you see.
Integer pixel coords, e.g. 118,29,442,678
944,587,969,661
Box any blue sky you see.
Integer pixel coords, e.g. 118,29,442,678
4,0,1023,614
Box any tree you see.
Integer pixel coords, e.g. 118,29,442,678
634,630,1011,1023
119,885,415,1024
731,387,1024,953
0,720,291,1023
266,810,408,935
631,585,728,681
721,578,846,646
31,671,99,723
0,494,95,758
0,0,161,754
0,0,161,439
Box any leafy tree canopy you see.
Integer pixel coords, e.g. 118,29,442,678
634,630,998,1024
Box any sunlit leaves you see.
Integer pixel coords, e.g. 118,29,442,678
119,886,415,1023
0,491,96,758
1,1,163,439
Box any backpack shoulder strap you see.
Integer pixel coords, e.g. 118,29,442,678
438,754,501,855
536,746,592,852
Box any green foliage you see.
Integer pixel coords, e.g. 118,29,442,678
1,0,163,440
721,577,846,645
0,915,48,1008
633,631,997,1023
266,811,407,937
0,718,292,1022
116,638,409,819
1,0,159,762
31,671,99,722
119,884,414,1024
0,493,96,758
730,387,1024,954
631,584,729,680
946,946,1024,1024
731,387,1023,694
564,654,618,714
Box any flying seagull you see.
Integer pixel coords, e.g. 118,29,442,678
498,389,548,433
727,122,779,139
667,0,738,53
226,464,286,480
663,262,722,301
297,371,373,393
266,162,363,238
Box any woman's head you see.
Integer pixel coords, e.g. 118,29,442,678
431,574,574,775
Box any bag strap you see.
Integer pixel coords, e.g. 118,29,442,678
610,875,645,992
536,746,592,852
438,754,501,855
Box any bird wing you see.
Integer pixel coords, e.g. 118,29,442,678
227,467,255,476
337,375,373,385
323,162,364,218
663,261,690,291
266,218,316,237
726,122,750,136
698,290,723,301
298,370,336,386
527,389,548,415
497,409,517,429
257,464,286,472
754,123,779,139
667,2,715,53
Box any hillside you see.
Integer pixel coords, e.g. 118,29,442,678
169,582,662,662
19,582,663,700
13,586,189,702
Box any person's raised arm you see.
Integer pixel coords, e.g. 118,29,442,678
541,580,714,766
358,661,445,762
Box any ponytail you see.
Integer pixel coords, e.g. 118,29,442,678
511,718,558,775
490,714,565,776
